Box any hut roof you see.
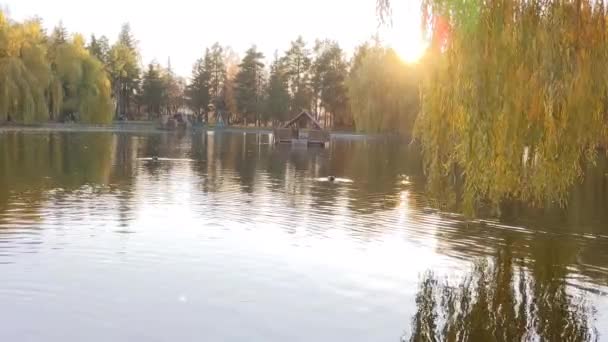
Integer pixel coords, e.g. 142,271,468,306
283,111,323,130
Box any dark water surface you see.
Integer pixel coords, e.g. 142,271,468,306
0,131,607,341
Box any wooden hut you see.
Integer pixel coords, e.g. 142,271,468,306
273,111,330,147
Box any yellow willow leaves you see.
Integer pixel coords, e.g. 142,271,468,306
0,15,50,123
0,11,112,124
418,0,608,214
53,40,113,124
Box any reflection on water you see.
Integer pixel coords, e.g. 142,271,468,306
407,243,598,341
0,131,607,341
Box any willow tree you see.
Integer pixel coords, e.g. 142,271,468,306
0,12,51,123
52,34,113,124
0,12,112,124
379,0,608,214
347,44,419,135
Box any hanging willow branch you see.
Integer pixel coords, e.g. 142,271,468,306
376,0,392,25
379,0,608,214
0,11,113,124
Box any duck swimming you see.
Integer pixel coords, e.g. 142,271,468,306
152,156,159,161
328,176,336,182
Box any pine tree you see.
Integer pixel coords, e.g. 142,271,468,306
141,63,164,117
202,43,227,124
97,35,110,63
118,23,136,50
50,21,68,45
312,40,349,127
282,36,312,114
235,46,265,125
88,35,110,66
162,60,185,116
208,43,226,102
186,57,210,122
222,47,240,124
265,53,290,124
108,23,141,120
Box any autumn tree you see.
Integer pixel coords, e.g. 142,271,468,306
0,13,52,123
108,23,140,120
52,34,113,123
0,12,112,124
347,44,419,134
378,0,608,214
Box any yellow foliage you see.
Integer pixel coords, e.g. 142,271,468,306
0,11,113,124
348,45,420,135
418,0,608,214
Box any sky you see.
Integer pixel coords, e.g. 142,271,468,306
2,0,425,77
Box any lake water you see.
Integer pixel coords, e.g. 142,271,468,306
0,130,607,341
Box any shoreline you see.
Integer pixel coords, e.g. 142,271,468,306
0,122,393,140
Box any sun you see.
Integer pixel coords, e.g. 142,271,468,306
383,1,428,63
391,39,427,63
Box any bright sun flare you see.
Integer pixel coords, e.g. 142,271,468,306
391,40,427,63
383,1,428,63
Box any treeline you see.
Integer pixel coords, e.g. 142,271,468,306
140,36,421,132
184,37,354,127
0,10,420,131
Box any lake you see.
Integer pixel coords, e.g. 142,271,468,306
0,130,607,341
